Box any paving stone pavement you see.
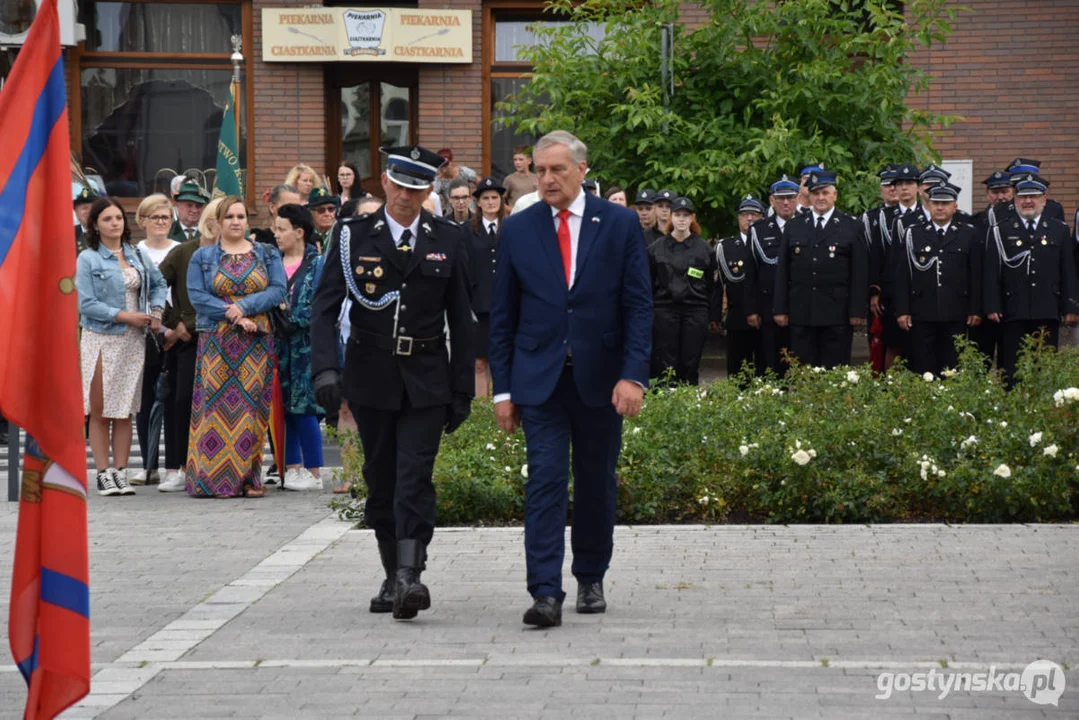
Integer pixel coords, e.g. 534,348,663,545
1,490,1076,719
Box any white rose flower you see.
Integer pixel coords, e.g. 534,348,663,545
892,428,903,437
1065,387,1079,400
960,435,978,451
808,449,817,458
504,466,513,472
791,449,812,466
999,421,1008,428
739,444,750,457
941,369,957,378
1029,432,1043,447
632,426,642,434
521,464,529,478
1043,445,1059,458
1054,390,1066,407
992,464,1011,478
846,370,860,384
811,366,824,373
923,372,935,382
937,469,946,478
699,496,710,506
485,443,497,451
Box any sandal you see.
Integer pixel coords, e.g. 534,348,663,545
243,485,266,498
332,482,352,495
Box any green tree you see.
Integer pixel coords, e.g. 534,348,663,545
498,0,964,235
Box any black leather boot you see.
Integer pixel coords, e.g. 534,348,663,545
393,539,431,620
369,540,396,613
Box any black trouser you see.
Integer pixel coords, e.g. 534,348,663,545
351,395,445,546
909,320,967,376
997,320,1059,388
136,337,164,472
789,324,853,369
652,304,709,385
968,321,999,370
163,337,198,470
726,328,758,381
755,321,789,378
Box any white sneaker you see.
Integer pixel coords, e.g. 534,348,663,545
127,469,148,485
96,469,120,496
111,468,136,495
158,471,186,492
284,468,322,491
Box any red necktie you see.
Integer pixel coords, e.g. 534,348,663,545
557,209,572,286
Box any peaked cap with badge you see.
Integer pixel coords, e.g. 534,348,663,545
74,186,99,207
738,194,765,215
635,188,656,205
770,175,800,197
307,186,340,207
383,144,447,189
473,176,505,197
983,170,1012,189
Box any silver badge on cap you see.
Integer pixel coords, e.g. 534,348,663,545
410,148,421,160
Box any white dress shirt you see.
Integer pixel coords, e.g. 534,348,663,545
812,207,836,227
485,220,499,236
931,222,951,235
776,216,787,230
384,210,421,247
552,189,587,287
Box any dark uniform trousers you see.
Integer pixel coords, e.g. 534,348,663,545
747,218,789,377
893,222,983,376
716,235,757,379
984,215,1079,386
310,209,475,546
648,234,716,385
773,210,869,370
163,337,198,471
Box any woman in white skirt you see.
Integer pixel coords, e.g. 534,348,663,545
75,197,167,496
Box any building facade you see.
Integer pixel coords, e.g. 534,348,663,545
2,0,1075,219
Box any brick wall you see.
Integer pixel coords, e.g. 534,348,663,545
417,0,484,173
251,0,328,219
907,0,1079,217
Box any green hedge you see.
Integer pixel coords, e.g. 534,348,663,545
331,339,1079,525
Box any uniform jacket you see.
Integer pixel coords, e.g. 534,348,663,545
76,243,167,334
187,241,287,332
774,209,869,327
310,208,475,411
748,216,788,319
647,233,715,308
893,221,983,322
488,193,652,408
277,243,325,416
984,216,1079,321
861,203,899,295
469,218,500,315
715,234,755,330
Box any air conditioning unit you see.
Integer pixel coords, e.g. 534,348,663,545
0,0,83,47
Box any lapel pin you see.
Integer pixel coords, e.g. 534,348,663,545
422,222,433,234
374,220,385,230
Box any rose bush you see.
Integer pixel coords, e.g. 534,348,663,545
331,340,1079,525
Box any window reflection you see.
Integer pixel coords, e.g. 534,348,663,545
494,19,605,62
80,1,241,53
380,82,410,150
341,83,372,179
490,77,537,181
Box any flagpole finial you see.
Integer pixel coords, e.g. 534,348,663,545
230,34,244,62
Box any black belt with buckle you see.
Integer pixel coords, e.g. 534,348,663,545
350,329,445,356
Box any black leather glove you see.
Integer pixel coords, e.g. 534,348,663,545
314,369,342,413
444,393,472,434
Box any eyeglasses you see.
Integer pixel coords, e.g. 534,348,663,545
313,206,337,214
449,195,470,202
147,215,172,222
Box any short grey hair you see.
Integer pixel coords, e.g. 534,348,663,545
535,130,588,165
269,184,300,204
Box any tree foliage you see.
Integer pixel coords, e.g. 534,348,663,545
498,0,965,235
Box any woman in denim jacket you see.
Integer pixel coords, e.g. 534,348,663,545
185,196,287,498
76,197,167,497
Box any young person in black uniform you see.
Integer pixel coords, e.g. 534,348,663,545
773,171,869,369
468,176,506,398
647,196,715,385
310,145,475,620
634,189,662,246
984,174,1079,387
715,195,764,379
880,164,928,365
893,183,983,375
863,165,900,370
748,176,800,377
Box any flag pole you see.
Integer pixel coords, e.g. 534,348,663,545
230,35,243,194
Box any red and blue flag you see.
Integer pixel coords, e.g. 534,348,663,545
0,0,92,717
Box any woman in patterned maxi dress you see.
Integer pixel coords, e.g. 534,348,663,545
185,197,287,497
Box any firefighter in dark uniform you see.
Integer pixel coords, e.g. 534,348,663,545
774,171,869,368
1002,159,1067,223
748,175,799,376
879,164,927,365
647,196,716,384
984,174,1079,386
74,186,98,256
969,170,1014,364
310,145,475,620
894,183,983,375
863,165,901,371
715,194,764,379
468,175,505,397
918,164,972,224
634,189,662,245
307,186,340,253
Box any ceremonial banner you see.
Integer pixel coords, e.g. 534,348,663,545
0,0,92,716
213,84,243,199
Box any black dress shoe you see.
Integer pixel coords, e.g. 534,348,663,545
576,581,606,614
393,540,431,620
523,596,562,627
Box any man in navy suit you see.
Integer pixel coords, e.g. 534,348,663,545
488,131,653,628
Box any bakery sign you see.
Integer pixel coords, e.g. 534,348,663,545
262,7,472,63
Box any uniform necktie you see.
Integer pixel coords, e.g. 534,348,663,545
816,216,825,230
1026,220,1035,234
557,209,572,286
185,227,195,240
398,228,413,252
937,228,945,243
488,223,497,238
